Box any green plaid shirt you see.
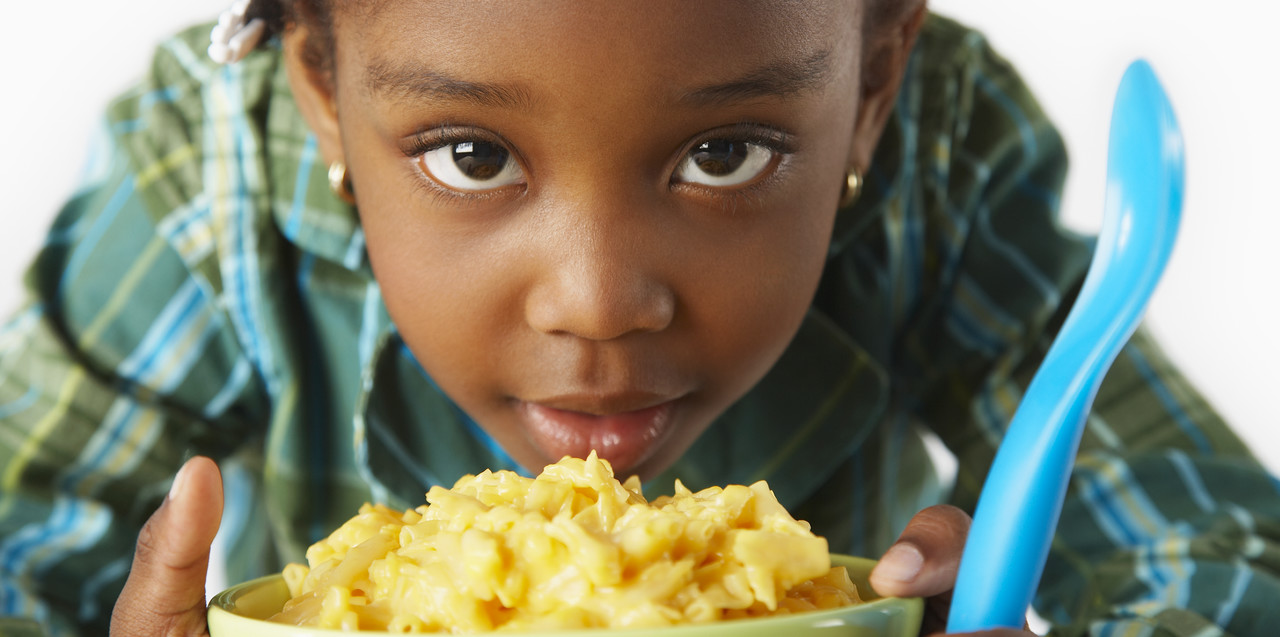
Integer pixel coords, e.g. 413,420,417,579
2,14,1278,637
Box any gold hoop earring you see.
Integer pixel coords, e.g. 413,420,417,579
328,161,356,204
839,168,863,209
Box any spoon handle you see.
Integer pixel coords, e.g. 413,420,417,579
945,59,1184,633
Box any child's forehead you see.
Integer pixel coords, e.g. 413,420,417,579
339,1,859,62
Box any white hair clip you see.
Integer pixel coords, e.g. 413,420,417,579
208,0,266,64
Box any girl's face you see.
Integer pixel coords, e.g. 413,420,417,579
292,1,897,480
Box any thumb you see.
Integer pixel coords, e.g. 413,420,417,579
869,504,971,599
112,456,223,636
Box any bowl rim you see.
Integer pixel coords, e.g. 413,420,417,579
208,554,923,635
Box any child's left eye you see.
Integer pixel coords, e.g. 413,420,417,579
419,140,525,192
674,139,776,188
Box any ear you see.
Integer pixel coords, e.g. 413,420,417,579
282,26,345,165
847,2,928,173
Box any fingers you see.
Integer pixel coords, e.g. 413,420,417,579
111,456,223,636
869,504,971,599
872,507,1036,636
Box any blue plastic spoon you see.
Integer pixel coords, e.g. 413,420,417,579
946,60,1185,633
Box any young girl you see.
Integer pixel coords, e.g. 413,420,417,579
1,1,1276,636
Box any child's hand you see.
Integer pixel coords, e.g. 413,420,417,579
111,456,223,636
870,505,1037,637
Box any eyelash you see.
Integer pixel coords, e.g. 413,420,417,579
398,122,796,204
684,123,797,164
401,125,495,161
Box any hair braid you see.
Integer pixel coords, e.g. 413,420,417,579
245,0,337,79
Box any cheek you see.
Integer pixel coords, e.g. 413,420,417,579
678,205,834,386
355,195,525,402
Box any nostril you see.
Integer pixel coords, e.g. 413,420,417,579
637,286,676,333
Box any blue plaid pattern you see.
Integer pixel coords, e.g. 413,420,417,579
1,14,1278,637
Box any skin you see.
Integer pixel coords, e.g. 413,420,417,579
111,2,1034,635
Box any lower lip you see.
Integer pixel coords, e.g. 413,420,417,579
518,400,679,477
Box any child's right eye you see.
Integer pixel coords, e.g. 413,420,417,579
418,139,525,193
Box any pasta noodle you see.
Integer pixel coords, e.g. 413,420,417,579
269,452,862,632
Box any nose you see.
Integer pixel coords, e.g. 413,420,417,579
524,222,676,341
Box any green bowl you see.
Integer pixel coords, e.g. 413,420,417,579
208,554,922,636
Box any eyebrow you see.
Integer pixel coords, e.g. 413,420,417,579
364,60,534,110
363,49,833,111
679,49,834,106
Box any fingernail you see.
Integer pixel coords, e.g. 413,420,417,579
168,460,192,502
878,542,924,583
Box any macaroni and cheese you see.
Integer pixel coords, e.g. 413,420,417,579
269,453,862,632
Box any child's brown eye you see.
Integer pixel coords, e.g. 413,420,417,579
675,139,774,187
420,140,524,192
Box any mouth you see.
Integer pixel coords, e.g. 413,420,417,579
516,393,682,477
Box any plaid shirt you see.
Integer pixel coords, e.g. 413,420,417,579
2,14,1278,637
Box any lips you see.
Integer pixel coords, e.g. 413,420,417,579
518,395,680,477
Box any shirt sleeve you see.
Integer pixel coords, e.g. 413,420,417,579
901,18,1280,637
0,120,265,635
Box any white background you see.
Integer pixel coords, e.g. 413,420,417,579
1,1,1276,473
